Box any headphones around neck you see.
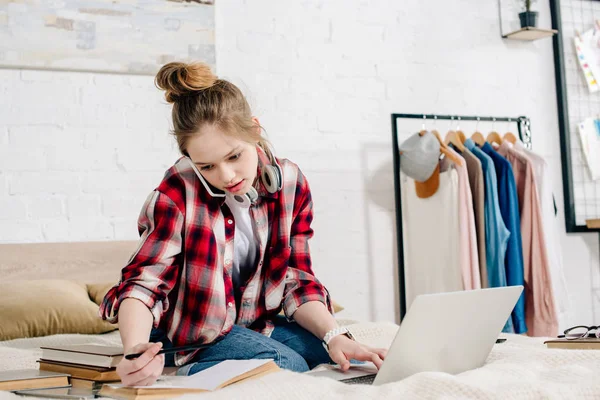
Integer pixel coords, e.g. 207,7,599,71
186,148,282,205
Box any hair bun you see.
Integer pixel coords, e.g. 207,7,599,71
155,62,217,103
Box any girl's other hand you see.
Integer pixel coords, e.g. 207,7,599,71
327,335,387,371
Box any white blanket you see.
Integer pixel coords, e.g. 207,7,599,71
1,321,599,400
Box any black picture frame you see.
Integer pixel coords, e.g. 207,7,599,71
549,0,600,232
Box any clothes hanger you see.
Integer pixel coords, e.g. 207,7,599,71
503,132,517,143
423,129,463,166
486,118,503,145
444,118,466,152
503,119,518,144
471,132,485,145
455,117,467,145
487,131,503,145
471,118,485,146
445,130,466,152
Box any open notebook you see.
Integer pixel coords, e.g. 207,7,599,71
98,359,279,399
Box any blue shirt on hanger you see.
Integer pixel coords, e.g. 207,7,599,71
464,139,512,333
481,142,527,335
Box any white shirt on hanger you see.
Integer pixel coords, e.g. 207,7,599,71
401,161,462,309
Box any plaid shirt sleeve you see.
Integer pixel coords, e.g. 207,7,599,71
282,170,333,319
99,190,184,327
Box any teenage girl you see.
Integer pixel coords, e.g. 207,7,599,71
100,62,387,386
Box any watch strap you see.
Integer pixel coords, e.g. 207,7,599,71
322,327,355,352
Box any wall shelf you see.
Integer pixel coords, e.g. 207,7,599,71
503,27,558,41
586,219,600,229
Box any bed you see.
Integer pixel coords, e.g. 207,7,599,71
1,241,599,400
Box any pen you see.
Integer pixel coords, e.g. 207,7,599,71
125,343,211,360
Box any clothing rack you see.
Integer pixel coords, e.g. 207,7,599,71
391,113,532,321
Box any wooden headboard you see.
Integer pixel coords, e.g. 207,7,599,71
0,241,138,282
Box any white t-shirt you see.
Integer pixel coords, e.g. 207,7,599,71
401,162,461,309
225,194,259,289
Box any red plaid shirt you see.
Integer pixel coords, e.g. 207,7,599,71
99,154,332,366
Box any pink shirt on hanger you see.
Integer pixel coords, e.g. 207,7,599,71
496,141,558,337
514,141,570,331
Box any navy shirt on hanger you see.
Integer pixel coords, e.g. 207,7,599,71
482,142,527,334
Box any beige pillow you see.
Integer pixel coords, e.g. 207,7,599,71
87,282,116,306
0,280,117,341
331,300,344,314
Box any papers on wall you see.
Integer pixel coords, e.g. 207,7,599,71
577,118,600,180
574,25,600,93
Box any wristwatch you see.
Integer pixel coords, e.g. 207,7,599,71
322,327,355,352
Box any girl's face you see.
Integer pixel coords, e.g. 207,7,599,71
187,124,259,195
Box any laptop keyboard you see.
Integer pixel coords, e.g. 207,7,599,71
340,374,377,385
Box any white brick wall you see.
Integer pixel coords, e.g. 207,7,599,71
0,68,178,245
0,0,597,327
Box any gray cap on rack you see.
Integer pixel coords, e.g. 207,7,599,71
399,131,440,182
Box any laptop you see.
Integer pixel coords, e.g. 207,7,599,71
307,286,523,385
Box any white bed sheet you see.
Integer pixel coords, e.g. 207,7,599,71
1,321,599,400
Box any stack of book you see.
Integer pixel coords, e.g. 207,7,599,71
0,345,123,396
38,344,123,389
0,369,70,392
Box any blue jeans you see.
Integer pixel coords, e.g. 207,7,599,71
150,316,332,375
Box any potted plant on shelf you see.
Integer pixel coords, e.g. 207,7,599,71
519,0,538,28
